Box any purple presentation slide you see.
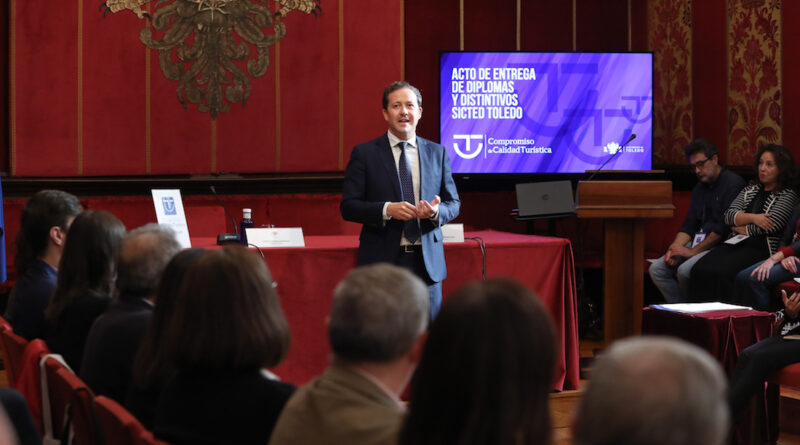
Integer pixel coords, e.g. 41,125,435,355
440,52,653,174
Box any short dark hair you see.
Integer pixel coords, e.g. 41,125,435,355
756,143,796,192
164,246,290,371
15,190,83,274
683,139,718,160
399,279,557,445
329,264,428,363
116,224,181,299
382,81,422,110
45,210,126,324
133,248,207,391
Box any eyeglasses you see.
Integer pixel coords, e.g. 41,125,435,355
690,158,711,171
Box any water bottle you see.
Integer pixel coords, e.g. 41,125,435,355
240,208,254,246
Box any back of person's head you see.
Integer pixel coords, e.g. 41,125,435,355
164,246,290,372
683,139,718,160
45,210,126,324
133,248,207,390
15,190,82,274
115,223,181,300
399,278,556,445
573,336,729,445
328,264,428,363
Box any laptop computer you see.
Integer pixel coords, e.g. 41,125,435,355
515,181,576,218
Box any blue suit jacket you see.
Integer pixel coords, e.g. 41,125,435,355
341,134,460,282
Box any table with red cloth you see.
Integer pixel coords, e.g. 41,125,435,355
642,307,775,375
642,307,777,444
194,230,579,391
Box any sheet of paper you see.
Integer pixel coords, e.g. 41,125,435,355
246,227,305,248
649,302,753,313
151,189,191,248
442,223,465,243
724,234,749,245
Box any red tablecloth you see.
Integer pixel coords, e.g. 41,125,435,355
642,308,775,376
193,230,579,390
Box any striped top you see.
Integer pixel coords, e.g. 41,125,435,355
724,183,800,255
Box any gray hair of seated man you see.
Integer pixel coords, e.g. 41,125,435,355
328,263,429,363
573,336,730,445
116,223,182,299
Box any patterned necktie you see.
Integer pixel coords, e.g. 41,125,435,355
398,141,420,243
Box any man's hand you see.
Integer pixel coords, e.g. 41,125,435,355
783,290,800,319
416,195,440,219
665,243,692,263
751,258,776,281
751,213,775,231
387,202,418,221
782,256,800,274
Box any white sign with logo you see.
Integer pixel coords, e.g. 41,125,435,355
246,227,305,248
151,189,192,248
442,223,465,243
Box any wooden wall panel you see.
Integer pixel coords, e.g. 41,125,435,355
404,0,460,143
691,0,728,163
576,0,629,51
12,0,80,176
520,2,574,51
463,0,517,51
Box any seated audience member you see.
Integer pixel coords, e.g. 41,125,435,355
270,264,429,445
734,204,800,310
398,278,557,445
573,336,729,445
730,289,800,419
649,139,745,303
44,211,126,370
690,144,799,303
125,248,206,429
5,190,83,340
0,388,41,445
154,246,294,445
80,224,181,403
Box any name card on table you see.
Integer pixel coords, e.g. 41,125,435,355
442,223,465,243
151,189,192,248
246,227,306,248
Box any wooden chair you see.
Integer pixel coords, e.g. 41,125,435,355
43,356,98,445
93,396,169,445
764,363,800,444
0,316,29,388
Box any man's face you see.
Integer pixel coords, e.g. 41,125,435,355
383,88,422,140
689,152,718,183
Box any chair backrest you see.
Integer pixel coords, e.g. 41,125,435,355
0,317,29,388
93,395,144,445
768,363,800,387
43,356,98,445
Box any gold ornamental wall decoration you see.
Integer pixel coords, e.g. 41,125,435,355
100,0,321,119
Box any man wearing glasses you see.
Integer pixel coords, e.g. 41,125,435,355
649,140,746,303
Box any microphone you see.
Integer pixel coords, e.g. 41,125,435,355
209,185,241,245
586,133,637,181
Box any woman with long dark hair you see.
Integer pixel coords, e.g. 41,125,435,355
44,210,125,369
154,246,294,445
399,278,557,445
690,144,799,302
125,248,206,429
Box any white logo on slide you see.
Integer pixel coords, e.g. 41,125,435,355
604,141,621,154
453,134,484,159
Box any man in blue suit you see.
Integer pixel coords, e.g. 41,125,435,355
341,81,460,318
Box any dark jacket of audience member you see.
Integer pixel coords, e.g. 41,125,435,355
398,279,557,445
44,211,125,370
154,246,294,445
80,224,181,403
5,190,82,340
124,248,207,429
